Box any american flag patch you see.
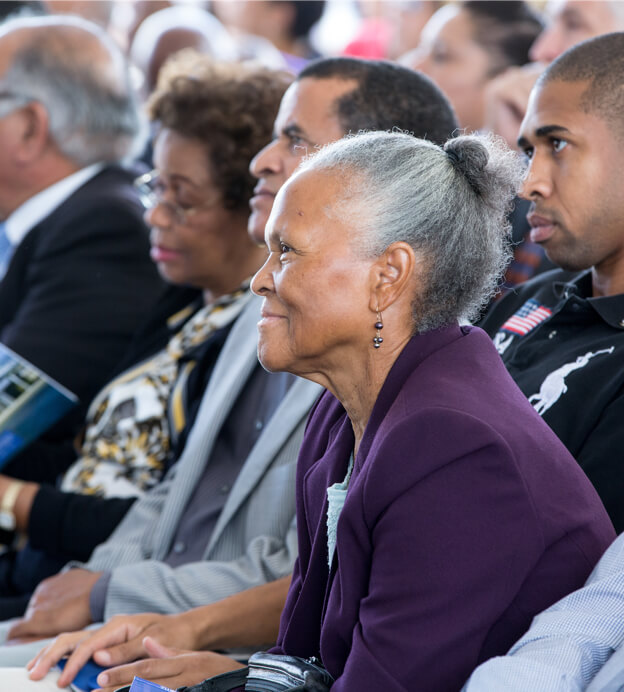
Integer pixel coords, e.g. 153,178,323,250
501,299,552,336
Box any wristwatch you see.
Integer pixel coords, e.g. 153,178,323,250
0,480,23,531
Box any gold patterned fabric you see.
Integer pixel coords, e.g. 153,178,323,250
60,284,252,498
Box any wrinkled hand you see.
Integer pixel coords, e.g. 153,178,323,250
27,612,176,686
93,637,245,692
7,569,102,641
484,62,546,148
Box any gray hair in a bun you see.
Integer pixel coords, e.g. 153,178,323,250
295,130,524,331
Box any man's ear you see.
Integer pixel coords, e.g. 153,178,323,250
14,102,50,165
368,241,419,312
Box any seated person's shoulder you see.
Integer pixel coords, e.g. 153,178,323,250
479,267,582,335
65,165,147,217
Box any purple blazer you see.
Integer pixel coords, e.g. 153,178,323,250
273,325,615,691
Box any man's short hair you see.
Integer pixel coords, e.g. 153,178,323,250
0,15,144,166
539,32,624,126
298,57,458,145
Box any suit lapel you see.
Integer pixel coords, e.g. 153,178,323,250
0,227,36,330
150,296,262,559
206,375,322,555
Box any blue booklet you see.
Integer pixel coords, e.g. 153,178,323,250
129,677,176,692
0,343,78,466
56,658,107,691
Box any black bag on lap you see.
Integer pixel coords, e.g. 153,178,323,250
115,653,333,692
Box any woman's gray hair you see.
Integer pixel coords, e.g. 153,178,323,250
295,130,524,331
0,15,145,166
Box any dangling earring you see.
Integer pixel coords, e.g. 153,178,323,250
373,306,383,349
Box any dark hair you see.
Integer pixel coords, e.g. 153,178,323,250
464,1,544,76
147,53,292,212
539,32,624,128
286,0,325,39
299,57,458,145
0,1,45,22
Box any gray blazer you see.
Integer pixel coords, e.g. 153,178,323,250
82,295,322,619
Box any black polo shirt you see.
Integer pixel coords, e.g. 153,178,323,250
480,268,624,530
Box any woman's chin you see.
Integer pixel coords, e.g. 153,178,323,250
155,262,183,285
257,341,289,374
257,351,283,373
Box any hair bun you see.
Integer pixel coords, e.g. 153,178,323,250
444,137,490,196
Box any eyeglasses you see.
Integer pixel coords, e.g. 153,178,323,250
133,169,221,225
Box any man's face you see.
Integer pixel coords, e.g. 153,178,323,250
530,1,622,63
247,76,355,243
518,79,624,278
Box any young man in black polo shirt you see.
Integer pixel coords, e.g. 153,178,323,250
480,32,624,531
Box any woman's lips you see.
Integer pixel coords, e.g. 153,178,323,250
150,245,181,263
258,308,285,327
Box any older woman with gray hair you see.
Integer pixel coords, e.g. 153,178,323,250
247,130,614,691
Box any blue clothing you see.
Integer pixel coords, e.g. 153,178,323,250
0,222,13,280
463,533,624,692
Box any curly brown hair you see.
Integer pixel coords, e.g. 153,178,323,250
147,52,292,212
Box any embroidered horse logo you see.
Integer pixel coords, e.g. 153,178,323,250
493,331,515,355
529,347,615,415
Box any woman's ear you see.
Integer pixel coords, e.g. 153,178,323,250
368,241,420,313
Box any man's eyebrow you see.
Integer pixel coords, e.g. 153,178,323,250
282,123,306,138
535,124,571,138
517,125,571,149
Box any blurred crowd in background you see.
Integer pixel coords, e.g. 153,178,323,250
1,0,618,167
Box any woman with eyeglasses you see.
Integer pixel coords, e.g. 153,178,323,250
0,52,290,619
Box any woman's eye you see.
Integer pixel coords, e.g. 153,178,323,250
176,198,195,211
279,243,291,254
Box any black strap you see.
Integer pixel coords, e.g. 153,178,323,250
179,667,250,692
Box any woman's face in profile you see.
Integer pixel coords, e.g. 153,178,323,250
146,128,247,289
411,5,492,132
251,169,374,378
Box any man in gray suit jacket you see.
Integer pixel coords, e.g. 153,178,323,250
0,294,320,656
0,58,459,681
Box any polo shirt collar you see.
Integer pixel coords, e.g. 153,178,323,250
553,269,624,329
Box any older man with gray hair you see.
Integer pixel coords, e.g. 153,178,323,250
0,15,162,481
